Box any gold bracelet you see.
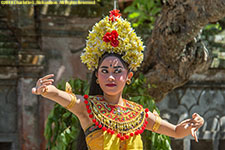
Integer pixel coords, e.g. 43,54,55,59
152,110,162,132
65,93,77,109
64,82,76,109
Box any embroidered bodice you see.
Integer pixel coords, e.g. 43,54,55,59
83,95,149,141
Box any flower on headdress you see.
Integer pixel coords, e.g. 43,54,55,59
103,30,119,47
111,39,119,47
110,9,121,17
81,9,145,71
103,32,111,42
111,30,118,39
109,9,121,22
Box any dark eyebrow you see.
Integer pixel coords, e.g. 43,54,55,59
113,66,123,69
100,66,108,69
100,66,123,69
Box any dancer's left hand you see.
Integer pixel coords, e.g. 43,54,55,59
177,113,204,142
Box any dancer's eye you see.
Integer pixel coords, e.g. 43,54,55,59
101,69,108,74
114,69,122,74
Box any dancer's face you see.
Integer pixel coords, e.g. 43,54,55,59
97,56,133,96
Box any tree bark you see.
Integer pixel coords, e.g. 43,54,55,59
141,0,225,101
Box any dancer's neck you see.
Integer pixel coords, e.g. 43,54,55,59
103,92,124,106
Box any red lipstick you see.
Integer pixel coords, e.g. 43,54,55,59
106,84,116,87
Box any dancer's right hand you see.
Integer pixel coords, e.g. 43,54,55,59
32,74,55,95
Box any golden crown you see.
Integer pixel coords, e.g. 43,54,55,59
80,9,144,71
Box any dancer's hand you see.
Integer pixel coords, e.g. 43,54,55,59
177,113,204,142
32,74,54,95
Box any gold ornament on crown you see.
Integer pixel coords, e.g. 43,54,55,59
80,9,145,71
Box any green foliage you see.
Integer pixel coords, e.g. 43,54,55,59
44,79,89,150
123,0,162,29
204,23,223,32
44,74,171,150
201,20,225,69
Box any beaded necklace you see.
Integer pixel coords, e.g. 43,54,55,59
83,95,150,141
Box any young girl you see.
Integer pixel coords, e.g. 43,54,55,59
32,9,204,150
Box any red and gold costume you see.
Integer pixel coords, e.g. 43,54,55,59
79,8,147,149
83,95,150,150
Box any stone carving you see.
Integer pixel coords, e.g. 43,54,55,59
157,86,225,149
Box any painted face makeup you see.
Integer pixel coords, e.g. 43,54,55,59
97,56,128,96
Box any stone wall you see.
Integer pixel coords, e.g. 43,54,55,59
0,5,45,150
0,80,18,150
157,71,225,150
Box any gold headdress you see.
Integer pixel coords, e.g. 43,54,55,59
81,9,144,71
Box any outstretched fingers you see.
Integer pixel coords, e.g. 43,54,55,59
177,113,204,142
35,84,47,95
190,113,204,142
40,79,54,85
41,74,54,80
33,74,55,95
32,87,37,94
40,74,54,85
179,119,192,129
191,128,198,142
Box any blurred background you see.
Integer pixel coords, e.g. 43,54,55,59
0,0,225,149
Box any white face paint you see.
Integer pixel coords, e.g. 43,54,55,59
97,56,128,96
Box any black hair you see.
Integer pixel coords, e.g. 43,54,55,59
76,53,130,150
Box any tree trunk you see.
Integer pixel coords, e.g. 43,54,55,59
140,0,225,101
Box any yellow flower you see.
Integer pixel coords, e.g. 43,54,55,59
81,12,145,71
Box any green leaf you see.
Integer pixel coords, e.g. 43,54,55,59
128,12,140,19
62,112,71,119
124,5,136,13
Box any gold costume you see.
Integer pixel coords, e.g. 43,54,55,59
83,95,150,150
85,124,143,150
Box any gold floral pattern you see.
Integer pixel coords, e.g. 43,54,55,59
84,95,149,140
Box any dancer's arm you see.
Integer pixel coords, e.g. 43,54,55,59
32,74,86,116
146,111,204,142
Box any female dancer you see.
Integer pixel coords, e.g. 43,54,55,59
32,9,204,149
